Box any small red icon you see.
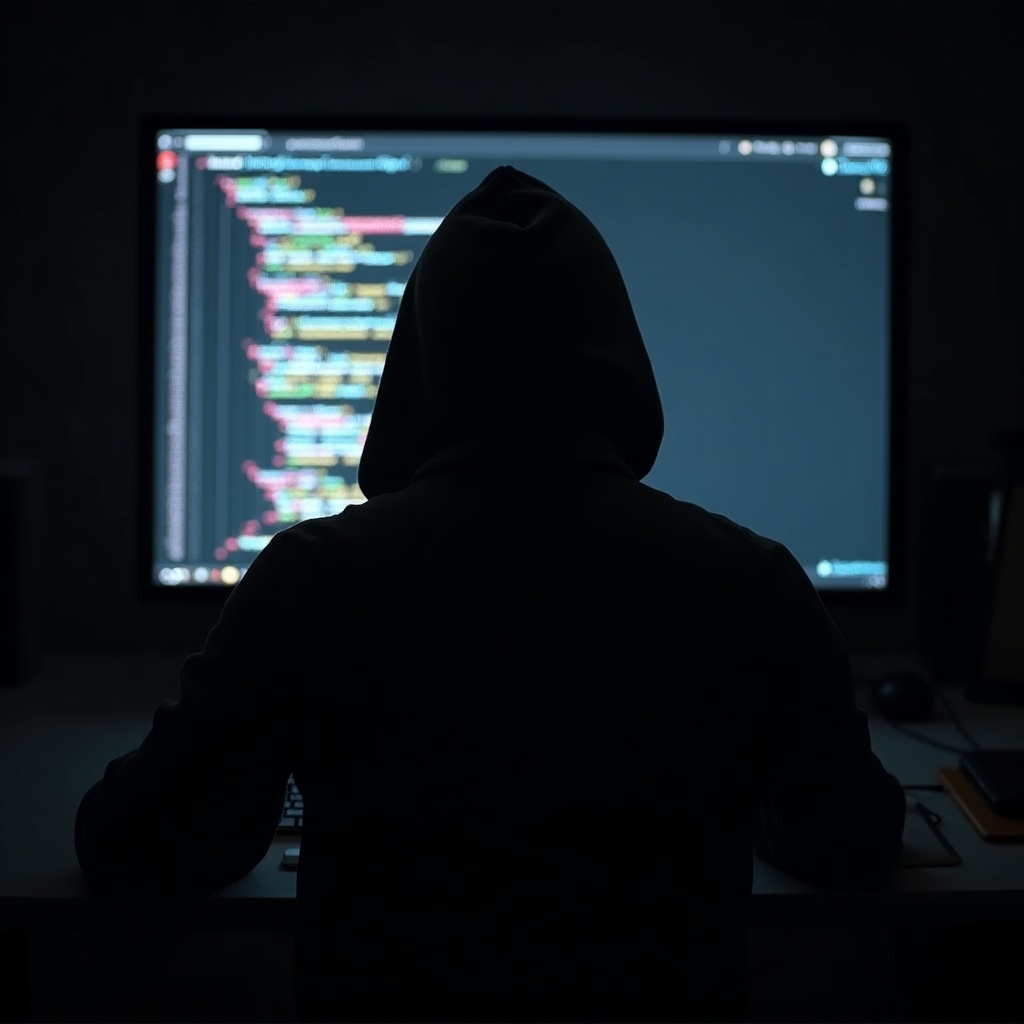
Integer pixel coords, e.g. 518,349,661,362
156,151,177,171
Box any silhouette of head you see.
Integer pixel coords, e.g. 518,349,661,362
358,165,664,497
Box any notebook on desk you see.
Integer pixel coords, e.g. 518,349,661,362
959,749,1024,819
939,765,1024,842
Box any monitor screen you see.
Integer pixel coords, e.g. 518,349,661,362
141,118,904,600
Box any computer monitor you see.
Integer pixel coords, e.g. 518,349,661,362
139,116,906,604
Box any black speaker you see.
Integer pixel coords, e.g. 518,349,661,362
0,460,44,685
973,479,1024,703
920,465,999,686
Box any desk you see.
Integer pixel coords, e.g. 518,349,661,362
2,652,1023,1020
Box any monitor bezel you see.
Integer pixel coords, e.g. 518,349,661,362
136,114,909,609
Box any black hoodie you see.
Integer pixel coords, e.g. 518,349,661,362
358,164,663,497
76,166,905,1022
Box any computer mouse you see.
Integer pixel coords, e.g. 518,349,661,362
871,671,935,722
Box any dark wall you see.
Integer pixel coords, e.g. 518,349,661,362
1,0,1020,653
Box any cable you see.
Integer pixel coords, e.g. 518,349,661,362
931,685,983,751
890,719,971,755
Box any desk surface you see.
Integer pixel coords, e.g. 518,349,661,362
2,652,1023,930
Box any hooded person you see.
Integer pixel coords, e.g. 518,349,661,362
356,164,663,498
75,166,905,1022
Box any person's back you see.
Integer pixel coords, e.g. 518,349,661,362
75,166,905,1023
287,458,779,1021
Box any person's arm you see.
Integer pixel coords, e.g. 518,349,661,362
753,545,905,889
75,535,298,896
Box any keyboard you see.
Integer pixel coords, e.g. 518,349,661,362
278,775,303,834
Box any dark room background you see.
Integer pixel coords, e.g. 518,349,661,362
1,0,1021,656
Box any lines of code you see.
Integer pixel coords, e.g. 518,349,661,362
211,173,440,562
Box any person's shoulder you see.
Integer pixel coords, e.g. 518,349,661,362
255,491,417,564
640,484,793,558
239,507,356,570
637,485,816,604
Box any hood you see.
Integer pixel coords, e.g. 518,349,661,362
357,164,664,497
